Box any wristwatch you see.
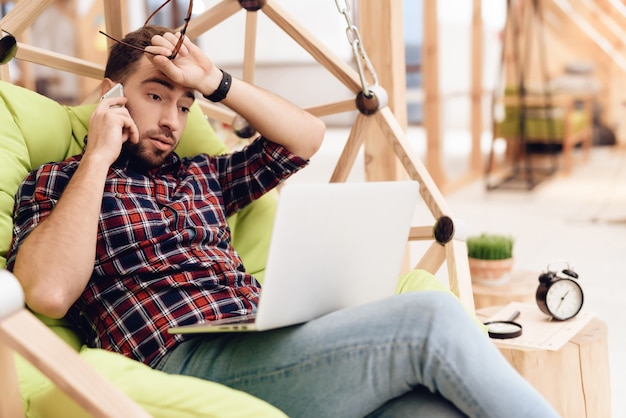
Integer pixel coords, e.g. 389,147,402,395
203,69,232,102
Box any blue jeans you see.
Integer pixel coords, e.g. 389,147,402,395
156,291,559,417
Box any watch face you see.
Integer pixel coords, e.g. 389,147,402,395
545,278,584,320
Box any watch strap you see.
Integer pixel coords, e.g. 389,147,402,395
203,70,232,102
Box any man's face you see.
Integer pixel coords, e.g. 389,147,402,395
120,57,195,170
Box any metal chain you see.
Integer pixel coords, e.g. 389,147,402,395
334,0,379,98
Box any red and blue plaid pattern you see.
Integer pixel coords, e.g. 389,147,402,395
8,138,306,366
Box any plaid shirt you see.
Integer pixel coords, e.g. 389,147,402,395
8,137,306,367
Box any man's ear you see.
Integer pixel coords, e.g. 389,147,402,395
99,78,117,96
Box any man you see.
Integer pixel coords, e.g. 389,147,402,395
7,26,559,417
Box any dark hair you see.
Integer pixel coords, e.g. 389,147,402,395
104,25,172,82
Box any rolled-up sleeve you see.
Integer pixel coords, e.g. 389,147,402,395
215,137,308,215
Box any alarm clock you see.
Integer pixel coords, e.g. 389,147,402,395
535,262,584,321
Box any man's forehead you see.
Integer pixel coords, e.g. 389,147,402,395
132,58,195,99
133,57,171,83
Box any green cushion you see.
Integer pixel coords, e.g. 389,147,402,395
230,190,278,283
24,348,286,418
0,83,70,270
496,110,588,141
496,86,589,142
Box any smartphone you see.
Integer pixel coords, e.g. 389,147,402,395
101,83,124,105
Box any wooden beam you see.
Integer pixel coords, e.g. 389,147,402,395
0,341,23,418
446,239,475,312
408,226,435,241
0,309,150,418
0,63,9,82
596,0,626,32
470,0,483,174
305,99,356,118
0,0,53,36
329,113,371,183
102,0,126,48
262,0,361,93
185,0,241,39
15,43,105,80
542,0,626,136
415,241,446,275
358,0,405,182
375,106,450,218
76,0,108,99
242,11,258,84
546,0,626,72
570,0,626,53
422,0,446,188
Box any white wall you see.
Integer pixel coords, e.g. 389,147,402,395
437,0,506,130
195,1,356,125
196,1,352,65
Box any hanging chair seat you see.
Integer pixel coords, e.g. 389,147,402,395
492,86,593,175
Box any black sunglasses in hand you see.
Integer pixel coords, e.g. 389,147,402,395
99,0,193,60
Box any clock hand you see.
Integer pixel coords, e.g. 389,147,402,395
556,290,570,311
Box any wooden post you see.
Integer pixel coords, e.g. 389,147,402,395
0,63,9,82
102,0,126,44
76,0,108,100
0,340,24,418
0,309,151,418
422,0,446,187
358,0,406,182
470,0,483,174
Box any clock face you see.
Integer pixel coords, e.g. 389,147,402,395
545,279,584,320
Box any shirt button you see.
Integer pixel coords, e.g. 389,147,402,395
115,193,123,198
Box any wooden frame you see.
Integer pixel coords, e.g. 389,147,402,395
0,0,474,415
0,271,150,418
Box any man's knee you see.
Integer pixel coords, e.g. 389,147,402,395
396,290,463,313
389,291,476,331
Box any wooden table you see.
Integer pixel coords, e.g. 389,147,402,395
477,307,611,418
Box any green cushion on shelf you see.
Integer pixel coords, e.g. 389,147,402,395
496,110,589,141
496,86,589,142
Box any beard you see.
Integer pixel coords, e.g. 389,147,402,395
119,130,175,173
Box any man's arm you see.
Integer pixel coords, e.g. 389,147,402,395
147,33,326,160
218,77,326,160
12,98,139,319
13,159,110,318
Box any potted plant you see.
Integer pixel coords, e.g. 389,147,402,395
466,233,515,283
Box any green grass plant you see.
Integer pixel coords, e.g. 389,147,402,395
466,233,514,260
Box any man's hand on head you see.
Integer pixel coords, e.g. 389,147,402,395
145,32,222,97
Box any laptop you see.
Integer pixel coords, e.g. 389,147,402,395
168,180,419,334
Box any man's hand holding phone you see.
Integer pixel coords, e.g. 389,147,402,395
87,83,138,166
